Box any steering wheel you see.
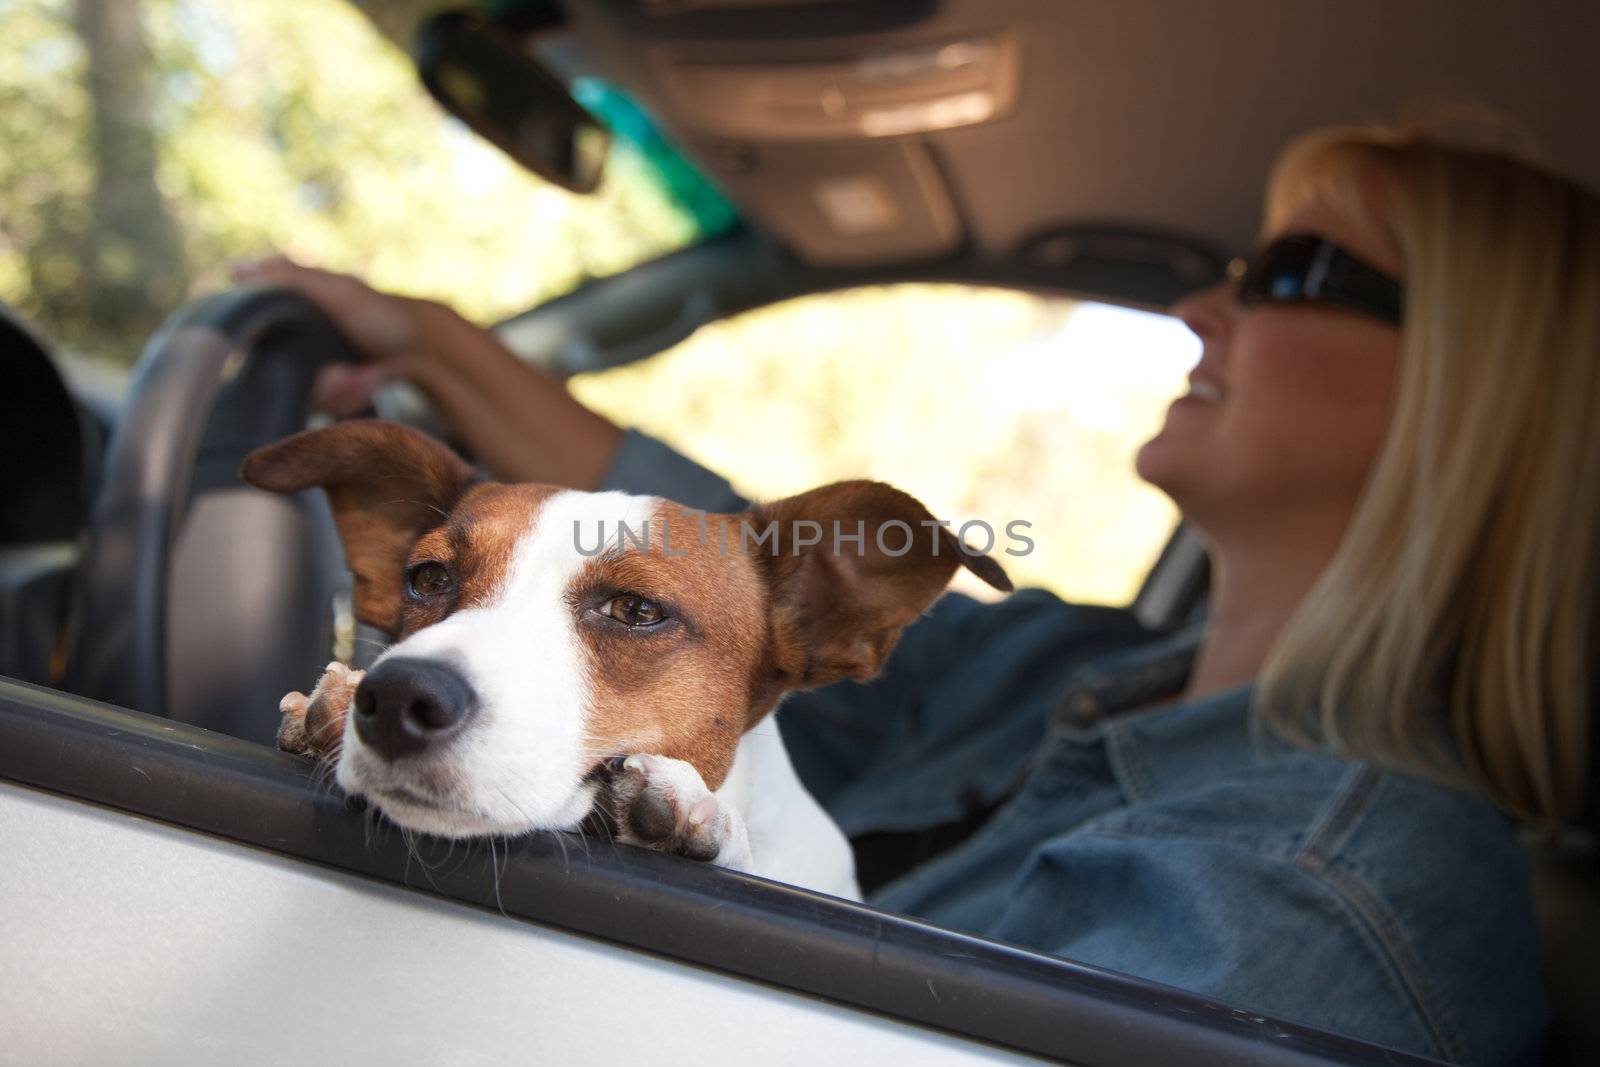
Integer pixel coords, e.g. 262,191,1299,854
66,287,368,744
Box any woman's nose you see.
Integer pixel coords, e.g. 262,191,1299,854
1172,282,1236,344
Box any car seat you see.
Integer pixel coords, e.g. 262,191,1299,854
0,304,100,686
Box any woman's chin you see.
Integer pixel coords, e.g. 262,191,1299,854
1135,434,1216,518
1134,432,1189,494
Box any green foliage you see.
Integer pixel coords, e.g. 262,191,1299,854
0,1,94,342
0,0,698,364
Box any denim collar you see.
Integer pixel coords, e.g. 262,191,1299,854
1047,626,1290,803
1049,623,1206,730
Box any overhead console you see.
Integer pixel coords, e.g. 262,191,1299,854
572,1,1013,267
649,31,1019,142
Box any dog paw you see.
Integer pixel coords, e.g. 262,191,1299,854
277,661,364,760
608,755,752,871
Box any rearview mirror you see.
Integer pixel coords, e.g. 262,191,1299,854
414,10,611,194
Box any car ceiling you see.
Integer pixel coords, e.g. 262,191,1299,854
552,0,1600,279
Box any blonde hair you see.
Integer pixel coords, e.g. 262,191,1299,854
1257,123,1600,825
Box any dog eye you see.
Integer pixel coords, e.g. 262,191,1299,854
600,595,666,627
406,561,454,598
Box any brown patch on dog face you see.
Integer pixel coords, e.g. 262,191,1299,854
574,502,767,789
241,421,477,634
571,486,1010,790
396,482,562,638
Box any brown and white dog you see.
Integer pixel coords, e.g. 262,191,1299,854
244,421,1010,899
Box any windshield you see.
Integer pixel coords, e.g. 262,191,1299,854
0,0,724,370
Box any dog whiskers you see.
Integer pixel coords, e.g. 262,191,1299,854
487,836,509,916
481,782,580,879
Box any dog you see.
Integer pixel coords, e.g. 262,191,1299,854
244,420,1010,898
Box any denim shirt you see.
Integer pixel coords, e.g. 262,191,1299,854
600,430,1549,1067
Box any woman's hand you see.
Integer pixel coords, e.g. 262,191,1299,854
230,255,623,489
231,256,454,417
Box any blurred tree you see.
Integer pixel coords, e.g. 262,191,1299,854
75,0,189,350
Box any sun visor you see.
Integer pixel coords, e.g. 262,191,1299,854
691,138,959,266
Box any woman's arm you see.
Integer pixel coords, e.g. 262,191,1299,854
400,302,623,489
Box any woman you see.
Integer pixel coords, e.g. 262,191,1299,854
236,124,1600,1065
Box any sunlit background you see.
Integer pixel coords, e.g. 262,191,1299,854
572,293,1197,602
1,0,1198,604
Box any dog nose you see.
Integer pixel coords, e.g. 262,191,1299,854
353,658,477,761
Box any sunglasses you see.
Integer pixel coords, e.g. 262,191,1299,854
1230,234,1404,327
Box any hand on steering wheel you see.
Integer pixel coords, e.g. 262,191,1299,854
231,256,445,417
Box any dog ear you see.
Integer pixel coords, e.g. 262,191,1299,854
241,420,477,634
745,480,1010,696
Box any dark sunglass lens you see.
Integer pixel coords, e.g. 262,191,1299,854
1265,269,1304,301
1239,240,1312,305
1241,244,1305,307
1235,234,1402,326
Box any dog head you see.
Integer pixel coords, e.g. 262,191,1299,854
243,421,1010,837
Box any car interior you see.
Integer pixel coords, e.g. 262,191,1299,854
3,2,1598,1064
